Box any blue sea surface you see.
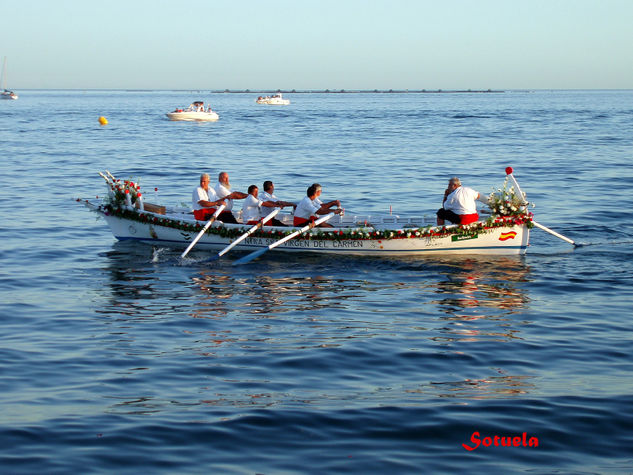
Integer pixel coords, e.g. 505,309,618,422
1,90,633,473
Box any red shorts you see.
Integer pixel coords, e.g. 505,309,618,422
293,216,316,227
193,208,216,221
246,220,259,225
460,213,479,225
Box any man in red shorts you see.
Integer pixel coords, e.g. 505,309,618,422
436,177,488,225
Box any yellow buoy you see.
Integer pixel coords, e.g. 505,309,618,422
98,116,108,125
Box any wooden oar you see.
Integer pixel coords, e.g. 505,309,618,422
208,208,280,261
505,167,577,246
531,221,577,245
180,204,226,258
233,212,335,265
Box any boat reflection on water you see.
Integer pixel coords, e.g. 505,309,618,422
430,255,530,313
183,253,533,328
416,255,537,399
190,271,359,320
409,372,537,399
426,256,532,343
189,273,234,319
101,246,533,346
99,244,537,402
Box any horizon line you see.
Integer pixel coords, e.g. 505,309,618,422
10,87,633,93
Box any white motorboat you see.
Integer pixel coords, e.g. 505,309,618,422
166,101,219,121
256,93,290,105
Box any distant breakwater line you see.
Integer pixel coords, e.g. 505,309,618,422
145,88,505,94
220,89,504,94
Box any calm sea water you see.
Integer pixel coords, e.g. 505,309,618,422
1,90,633,474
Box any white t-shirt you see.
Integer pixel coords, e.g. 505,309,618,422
215,182,233,210
261,190,277,203
242,194,264,223
444,186,479,214
294,196,320,220
192,186,220,211
261,190,285,214
260,190,275,210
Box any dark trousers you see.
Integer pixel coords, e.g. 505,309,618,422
269,217,287,227
436,208,461,224
218,210,238,224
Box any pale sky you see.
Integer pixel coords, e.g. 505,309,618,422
2,0,632,90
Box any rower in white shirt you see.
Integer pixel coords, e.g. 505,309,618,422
241,185,287,224
214,171,248,224
293,183,342,228
260,180,296,226
191,173,226,221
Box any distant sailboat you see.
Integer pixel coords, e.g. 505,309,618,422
1,57,18,100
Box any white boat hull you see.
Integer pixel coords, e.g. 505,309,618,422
84,201,530,256
256,98,290,105
166,111,219,121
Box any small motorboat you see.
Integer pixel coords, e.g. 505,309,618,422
1,89,18,100
166,101,219,121
256,93,290,105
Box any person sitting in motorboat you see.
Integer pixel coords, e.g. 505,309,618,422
436,176,488,225
192,173,227,221
187,102,203,112
260,180,296,226
293,183,343,228
214,172,248,224
241,185,287,225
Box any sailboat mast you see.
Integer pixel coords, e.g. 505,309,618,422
1,56,6,90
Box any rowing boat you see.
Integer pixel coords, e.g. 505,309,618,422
77,171,534,257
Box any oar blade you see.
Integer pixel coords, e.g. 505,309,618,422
233,247,268,266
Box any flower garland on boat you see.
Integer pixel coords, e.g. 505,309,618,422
105,178,142,206
101,203,533,241
487,176,532,217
